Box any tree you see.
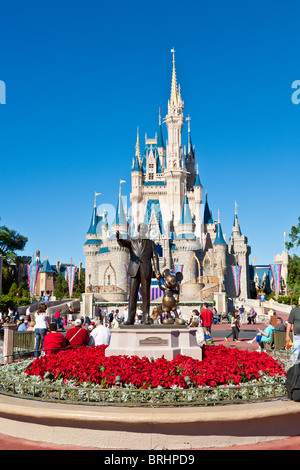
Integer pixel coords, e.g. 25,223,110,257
0,222,28,266
0,219,28,294
285,217,300,251
54,272,69,299
287,255,300,290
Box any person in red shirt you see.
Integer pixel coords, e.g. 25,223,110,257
43,322,67,355
200,303,214,333
65,319,90,348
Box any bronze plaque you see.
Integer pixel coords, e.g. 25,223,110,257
139,336,169,346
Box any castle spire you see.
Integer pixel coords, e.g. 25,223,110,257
232,201,242,236
112,181,127,226
135,126,141,166
214,210,227,245
170,48,178,107
157,108,165,148
186,115,192,154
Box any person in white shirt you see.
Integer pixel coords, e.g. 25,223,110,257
34,305,50,357
90,320,111,346
123,308,128,324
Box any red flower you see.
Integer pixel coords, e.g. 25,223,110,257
24,345,285,389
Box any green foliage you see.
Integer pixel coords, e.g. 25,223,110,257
0,295,14,310
54,272,69,299
0,222,28,266
287,255,300,290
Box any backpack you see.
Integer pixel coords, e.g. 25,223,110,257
286,363,300,402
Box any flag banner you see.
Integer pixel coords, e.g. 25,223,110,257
66,265,77,298
270,263,282,298
27,263,40,299
173,264,183,274
231,265,242,297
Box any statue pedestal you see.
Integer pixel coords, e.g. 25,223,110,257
107,325,202,361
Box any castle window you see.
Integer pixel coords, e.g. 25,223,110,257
149,173,154,180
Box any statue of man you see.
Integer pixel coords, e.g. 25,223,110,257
116,223,160,325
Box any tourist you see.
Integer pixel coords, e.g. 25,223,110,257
34,305,50,357
43,322,67,355
54,309,61,328
111,313,120,329
286,297,300,361
255,319,275,351
123,307,128,324
187,309,200,327
275,317,286,332
66,319,90,348
108,310,114,327
239,305,246,324
17,318,27,331
94,305,102,321
200,303,213,333
225,310,241,342
90,320,111,346
151,307,162,324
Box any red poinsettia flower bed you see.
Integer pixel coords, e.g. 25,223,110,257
24,345,286,389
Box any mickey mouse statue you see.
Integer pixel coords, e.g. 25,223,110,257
156,269,184,324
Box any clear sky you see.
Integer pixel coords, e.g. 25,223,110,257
1,0,300,268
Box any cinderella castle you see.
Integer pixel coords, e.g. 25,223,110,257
83,50,251,309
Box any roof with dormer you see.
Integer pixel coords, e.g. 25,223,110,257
40,259,56,273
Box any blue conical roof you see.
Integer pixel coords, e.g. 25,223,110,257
194,172,202,187
203,193,213,225
132,155,142,172
157,123,165,148
178,195,195,225
87,205,97,234
214,216,227,245
112,191,127,226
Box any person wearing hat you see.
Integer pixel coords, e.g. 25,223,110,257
65,318,90,348
17,317,28,332
90,320,111,347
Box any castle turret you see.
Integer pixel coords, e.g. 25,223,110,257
131,129,143,233
229,202,251,299
164,49,187,224
185,116,196,191
193,164,203,243
111,181,128,238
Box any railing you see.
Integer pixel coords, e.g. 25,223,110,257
13,332,35,353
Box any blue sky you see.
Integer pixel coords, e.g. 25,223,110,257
1,0,300,268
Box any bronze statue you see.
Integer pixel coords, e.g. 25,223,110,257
156,269,184,324
116,223,160,325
